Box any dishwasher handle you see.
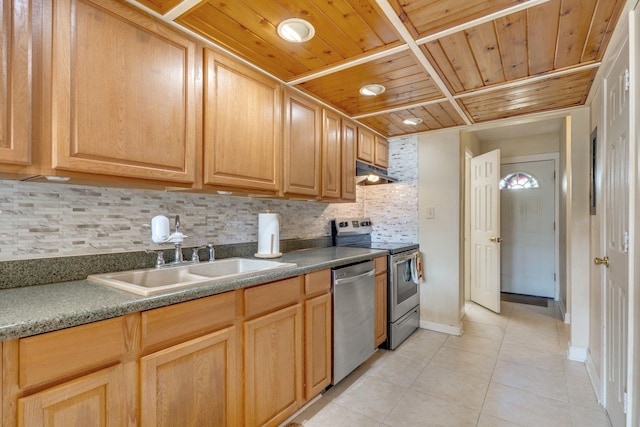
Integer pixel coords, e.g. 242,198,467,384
333,269,375,286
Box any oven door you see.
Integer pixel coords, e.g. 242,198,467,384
389,250,420,323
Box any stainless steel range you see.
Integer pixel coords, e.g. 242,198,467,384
331,218,420,350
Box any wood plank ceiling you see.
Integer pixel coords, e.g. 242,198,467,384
129,0,626,137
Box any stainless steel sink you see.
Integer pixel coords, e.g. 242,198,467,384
87,257,296,296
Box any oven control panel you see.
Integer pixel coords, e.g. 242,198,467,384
332,218,372,235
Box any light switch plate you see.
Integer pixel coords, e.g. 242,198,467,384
426,206,435,219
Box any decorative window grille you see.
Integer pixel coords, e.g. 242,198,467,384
499,172,539,190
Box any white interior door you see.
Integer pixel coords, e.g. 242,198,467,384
500,160,556,298
602,37,630,427
470,149,501,313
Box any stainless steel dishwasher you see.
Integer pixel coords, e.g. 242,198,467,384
332,260,375,385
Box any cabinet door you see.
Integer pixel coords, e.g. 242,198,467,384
204,50,281,193
244,304,303,427
375,273,388,347
49,0,197,183
321,109,341,199
341,119,357,201
357,126,374,163
374,136,389,168
140,327,239,427
283,91,321,197
304,293,332,400
17,364,126,427
0,0,33,166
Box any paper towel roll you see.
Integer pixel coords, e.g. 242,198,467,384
256,211,281,258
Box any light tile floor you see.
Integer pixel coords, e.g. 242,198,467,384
287,300,610,427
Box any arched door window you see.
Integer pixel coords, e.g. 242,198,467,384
499,172,539,190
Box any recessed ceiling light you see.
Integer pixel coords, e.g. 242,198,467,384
277,18,315,43
359,84,386,96
402,117,423,126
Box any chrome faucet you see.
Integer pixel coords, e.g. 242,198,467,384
172,215,184,264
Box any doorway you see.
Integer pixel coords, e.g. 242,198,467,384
500,160,557,299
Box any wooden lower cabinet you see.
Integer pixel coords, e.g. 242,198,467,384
304,292,332,399
3,273,336,427
140,327,238,427
17,364,127,427
374,272,388,347
374,257,388,347
244,303,304,427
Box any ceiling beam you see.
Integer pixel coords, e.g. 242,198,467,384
414,0,552,44
374,0,473,125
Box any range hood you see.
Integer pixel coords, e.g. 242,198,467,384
355,160,397,185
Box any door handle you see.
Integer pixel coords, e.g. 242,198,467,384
489,237,503,243
594,256,609,267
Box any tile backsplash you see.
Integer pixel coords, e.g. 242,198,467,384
0,136,418,261
367,135,419,243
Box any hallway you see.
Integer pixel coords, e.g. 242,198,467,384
288,301,610,426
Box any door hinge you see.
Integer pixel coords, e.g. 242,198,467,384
624,389,628,413
554,273,556,282
553,221,556,231
623,231,629,253
624,69,630,92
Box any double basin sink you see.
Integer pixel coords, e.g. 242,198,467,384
87,257,297,296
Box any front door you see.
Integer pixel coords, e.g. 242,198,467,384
470,149,501,313
601,37,630,427
500,160,556,298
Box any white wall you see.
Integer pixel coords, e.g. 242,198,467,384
588,80,604,397
559,118,569,319
568,107,592,361
418,131,462,334
479,133,560,157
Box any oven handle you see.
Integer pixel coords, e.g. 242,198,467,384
333,269,375,286
392,250,418,265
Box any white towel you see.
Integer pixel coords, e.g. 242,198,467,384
410,252,424,284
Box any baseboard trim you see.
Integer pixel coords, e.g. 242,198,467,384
568,345,588,362
421,320,462,336
585,350,604,405
558,299,570,324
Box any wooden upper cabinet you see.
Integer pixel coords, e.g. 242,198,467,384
203,49,281,194
48,0,197,183
374,135,389,169
357,126,375,164
282,91,321,198
0,0,34,167
321,109,341,200
341,119,357,201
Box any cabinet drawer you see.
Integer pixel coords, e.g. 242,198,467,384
142,290,240,352
19,316,133,389
305,269,331,296
244,277,302,318
374,256,387,274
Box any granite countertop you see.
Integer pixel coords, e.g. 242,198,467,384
0,246,387,342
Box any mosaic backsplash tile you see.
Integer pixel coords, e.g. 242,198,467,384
0,137,418,261
367,135,419,243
